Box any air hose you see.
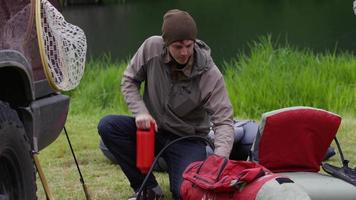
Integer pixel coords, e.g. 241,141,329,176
136,135,214,199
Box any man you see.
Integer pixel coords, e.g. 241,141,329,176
98,9,234,200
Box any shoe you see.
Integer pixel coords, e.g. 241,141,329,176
128,188,164,200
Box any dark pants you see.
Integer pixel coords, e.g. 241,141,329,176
98,115,207,199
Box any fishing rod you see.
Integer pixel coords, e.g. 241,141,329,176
63,126,92,200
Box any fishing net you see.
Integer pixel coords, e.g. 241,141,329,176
35,0,87,91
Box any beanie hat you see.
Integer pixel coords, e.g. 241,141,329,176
161,9,197,45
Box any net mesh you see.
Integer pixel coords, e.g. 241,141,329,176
39,0,86,91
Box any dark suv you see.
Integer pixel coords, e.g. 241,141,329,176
0,0,69,199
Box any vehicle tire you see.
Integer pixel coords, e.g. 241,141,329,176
0,101,36,200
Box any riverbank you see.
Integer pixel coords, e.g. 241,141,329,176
37,38,356,199
67,37,356,118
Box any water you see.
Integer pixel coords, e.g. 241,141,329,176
63,0,356,63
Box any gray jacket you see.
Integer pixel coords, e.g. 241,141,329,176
121,36,234,157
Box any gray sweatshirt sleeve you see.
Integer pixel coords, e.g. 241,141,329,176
121,41,149,116
201,67,235,157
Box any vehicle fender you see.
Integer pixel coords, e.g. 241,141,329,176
0,50,34,104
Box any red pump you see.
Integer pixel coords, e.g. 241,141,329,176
136,122,155,174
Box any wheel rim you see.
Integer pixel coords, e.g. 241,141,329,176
0,151,23,200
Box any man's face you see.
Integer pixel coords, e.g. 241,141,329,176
168,40,194,65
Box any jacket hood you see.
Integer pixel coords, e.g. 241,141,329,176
191,39,214,77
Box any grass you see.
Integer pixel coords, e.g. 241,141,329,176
66,37,356,119
36,37,356,199
36,114,356,200
36,114,171,200
224,36,356,119
65,55,129,116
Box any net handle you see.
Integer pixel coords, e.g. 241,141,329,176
35,0,62,92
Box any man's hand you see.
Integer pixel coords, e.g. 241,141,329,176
135,113,157,131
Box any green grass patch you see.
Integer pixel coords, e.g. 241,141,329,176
37,37,356,199
224,36,356,118
67,36,356,119
36,114,356,199
36,114,171,199
65,56,129,116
